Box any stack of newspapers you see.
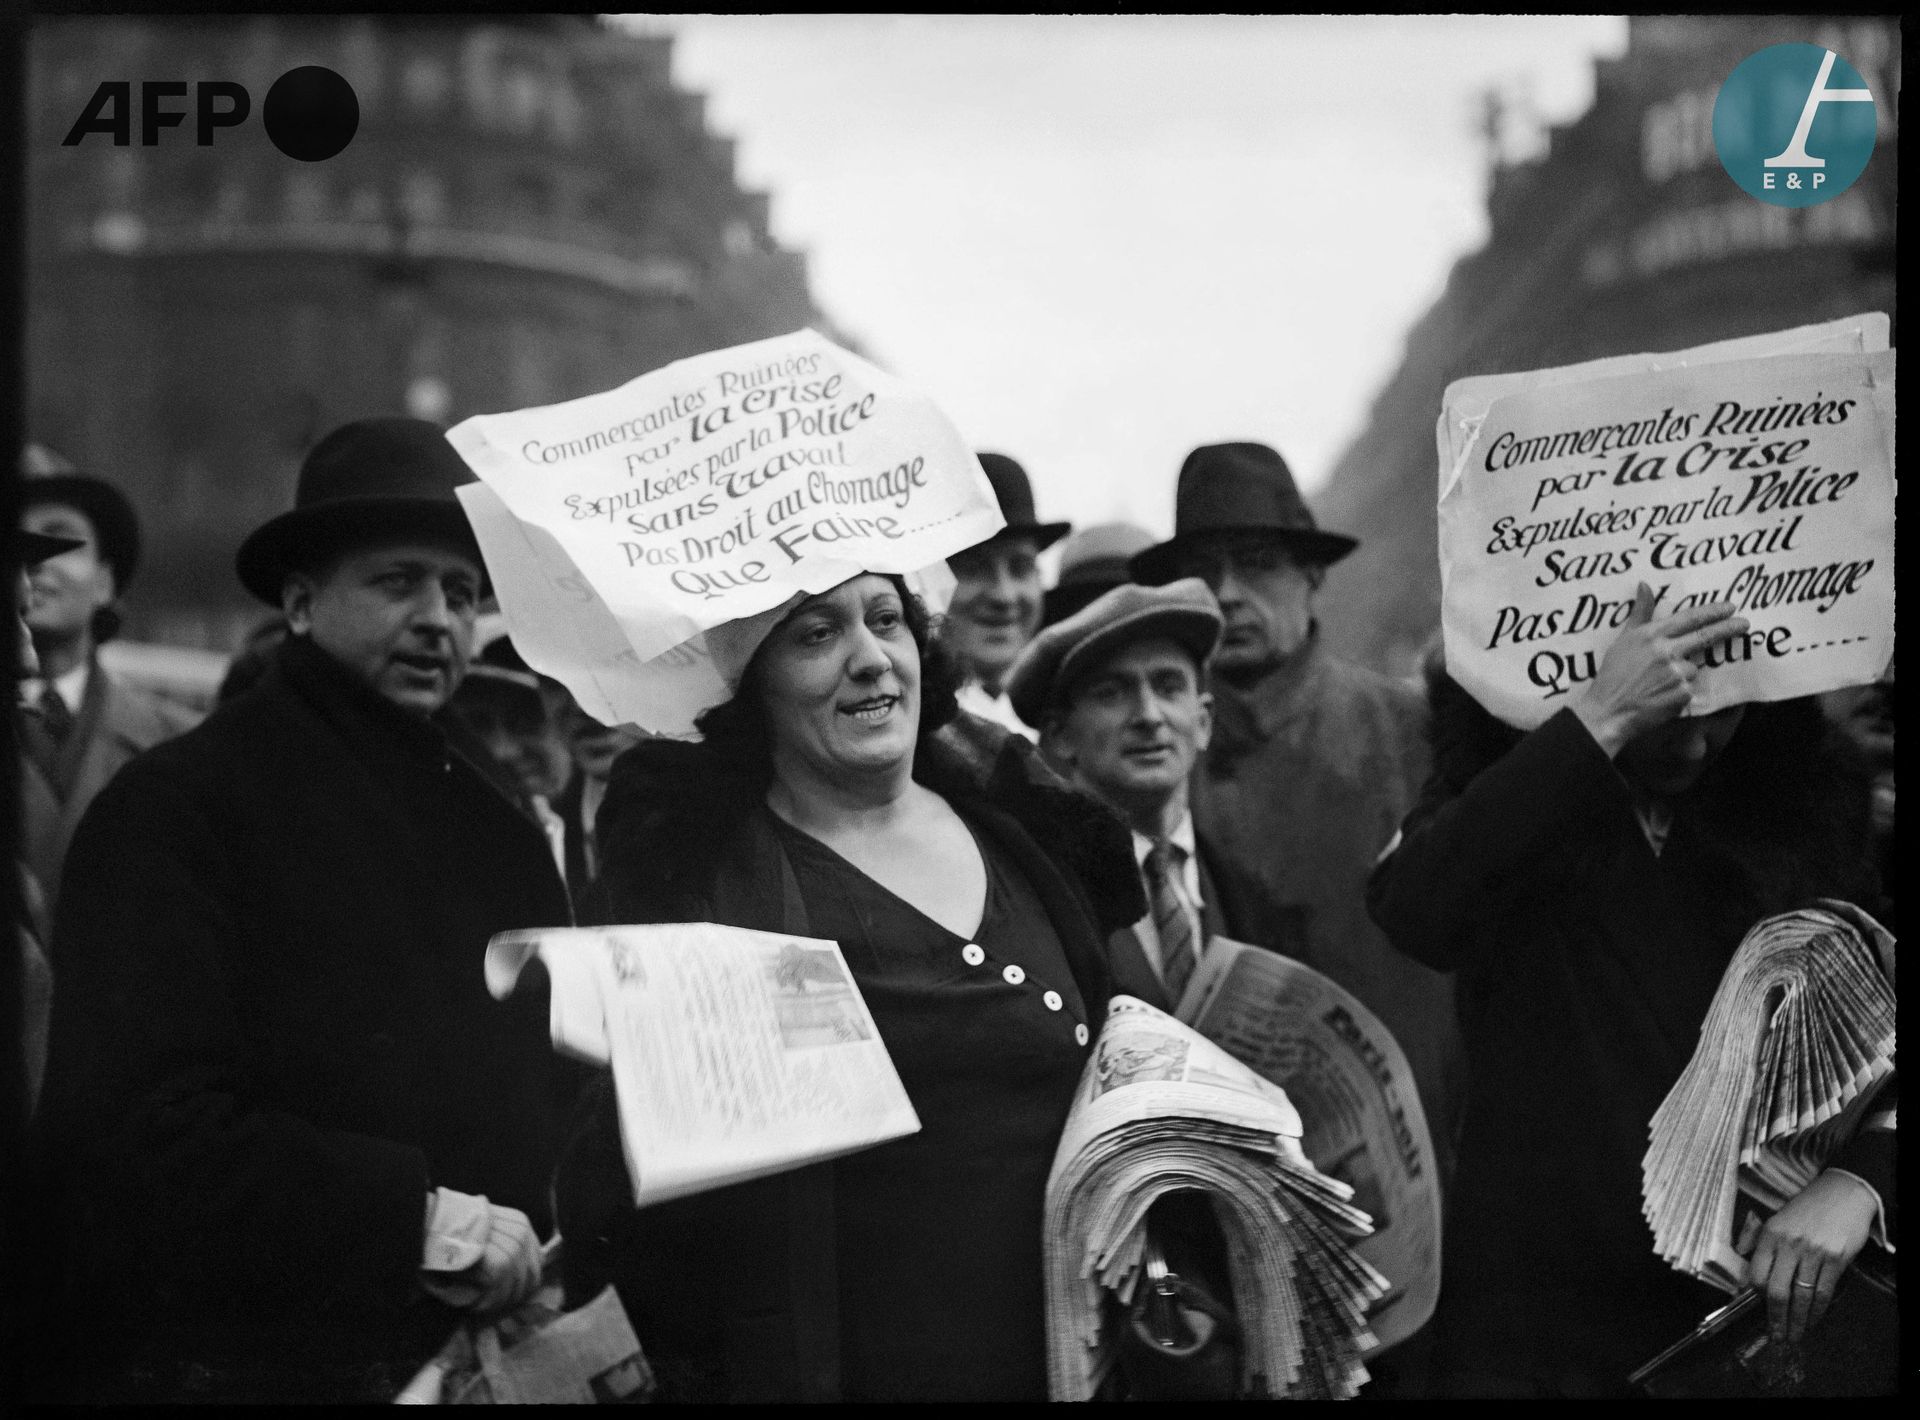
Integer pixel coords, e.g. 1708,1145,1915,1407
1643,903,1896,1291
1043,997,1389,1400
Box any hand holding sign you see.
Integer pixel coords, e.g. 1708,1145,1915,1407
1438,314,1893,729
1571,583,1749,757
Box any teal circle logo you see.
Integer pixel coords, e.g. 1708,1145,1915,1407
1713,44,1876,207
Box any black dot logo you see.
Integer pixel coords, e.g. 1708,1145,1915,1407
262,66,358,162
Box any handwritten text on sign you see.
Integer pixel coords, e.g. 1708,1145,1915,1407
448,328,1000,666
1440,350,1893,728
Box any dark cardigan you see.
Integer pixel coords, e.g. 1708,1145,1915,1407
559,727,1145,1402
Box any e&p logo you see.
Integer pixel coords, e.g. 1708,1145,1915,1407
62,65,359,162
1711,44,1875,207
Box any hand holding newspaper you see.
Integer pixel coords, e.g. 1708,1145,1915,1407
1044,996,1388,1401
486,923,920,1208
1643,902,1896,1291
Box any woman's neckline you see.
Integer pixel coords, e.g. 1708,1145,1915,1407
766,804,992,945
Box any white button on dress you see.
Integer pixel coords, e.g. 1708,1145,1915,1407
1002,964,1026,985
1043,990,1063,1012
962,944,985,966
1074,1023,1090,1046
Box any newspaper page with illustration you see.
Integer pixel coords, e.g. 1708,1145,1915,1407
487,923,920,1207
1044,996,1388,1401
1174,937,1442,1351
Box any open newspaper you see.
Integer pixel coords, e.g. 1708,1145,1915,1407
1643,902,1896,1291
487,923,920,1207
1174,937,1442,1350
1044,996,1389,1400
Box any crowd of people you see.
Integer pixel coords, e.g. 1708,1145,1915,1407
6,416,1896,1402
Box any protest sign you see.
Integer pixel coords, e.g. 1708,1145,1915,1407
449,328,1001,734
1438,315,1894,728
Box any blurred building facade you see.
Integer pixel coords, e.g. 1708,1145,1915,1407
27,15,835,649
1314,15,1898,680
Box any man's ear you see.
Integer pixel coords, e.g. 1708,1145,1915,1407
281,573,317,635
1193,690,1214,754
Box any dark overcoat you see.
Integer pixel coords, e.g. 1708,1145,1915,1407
17,661,199,914
1366,675,1883,1390
35,636,574,1403
1192,630,1466,1187
556,728,1144,1403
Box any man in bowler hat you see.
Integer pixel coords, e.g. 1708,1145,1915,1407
1041,521,1155,628
35,418,574,1402
16,447,198,913
1131,444,1464,1230
939,452,1070,738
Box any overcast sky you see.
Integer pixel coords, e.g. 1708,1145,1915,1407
617,14,1629,535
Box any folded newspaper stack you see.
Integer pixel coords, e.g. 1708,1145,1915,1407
1044,996,1389,1400
1643,902,1896,1291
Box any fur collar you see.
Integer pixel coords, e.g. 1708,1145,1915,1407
596,729,1145,935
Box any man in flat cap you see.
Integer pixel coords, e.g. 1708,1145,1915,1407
1009,578,1277,1009
1131,443,1463,1204
16,447,198,914
36,418,574,1403
939,452,1070,739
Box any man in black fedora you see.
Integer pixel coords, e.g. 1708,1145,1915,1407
1131,444,1464,1275
939,452,1070,738
16,446,198,914
34,418,574,1402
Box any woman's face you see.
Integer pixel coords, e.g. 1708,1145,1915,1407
757,574,921,782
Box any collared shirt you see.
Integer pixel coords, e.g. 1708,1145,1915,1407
956,680,1035,741
1128,812,1205,984
24,659,90,720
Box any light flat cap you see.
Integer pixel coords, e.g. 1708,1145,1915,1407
1008,576,1221,728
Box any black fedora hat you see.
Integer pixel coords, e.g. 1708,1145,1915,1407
19,453,144,593
971,452,1071,552
236,417,486,604
1130,442,1357,586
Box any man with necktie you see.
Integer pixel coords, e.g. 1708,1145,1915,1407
16,447,197,915
1007,578,1277,1009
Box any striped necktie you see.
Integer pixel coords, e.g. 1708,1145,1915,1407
1144,838,1200,1005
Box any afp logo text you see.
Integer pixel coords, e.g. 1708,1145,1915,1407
61,66,360,162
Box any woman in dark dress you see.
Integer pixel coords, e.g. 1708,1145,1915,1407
556,571,1145,1402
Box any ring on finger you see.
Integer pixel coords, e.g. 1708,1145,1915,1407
1791,1279,1817,1290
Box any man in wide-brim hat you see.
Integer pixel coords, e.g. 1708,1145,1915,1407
1131,443,1464,1387
36,417,574,1403
17,449,198,914
938,452,1070,739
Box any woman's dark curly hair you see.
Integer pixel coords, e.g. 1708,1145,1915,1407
691,574,961,785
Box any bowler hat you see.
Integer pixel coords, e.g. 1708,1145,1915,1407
1130,442,1357,585
236,417,486,604
1008,577,1222,729
1042,521,1154,626
19,450,144,593
969,452,1070,552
